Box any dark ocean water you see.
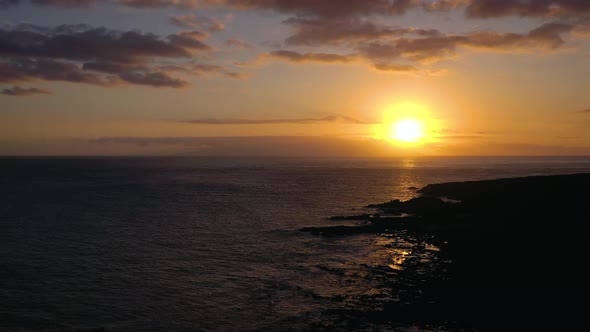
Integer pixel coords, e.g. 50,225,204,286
2,156,590,331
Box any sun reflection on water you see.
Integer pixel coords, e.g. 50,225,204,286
388,248,413,271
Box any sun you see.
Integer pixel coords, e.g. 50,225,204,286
390,119,424,143
372,101,440,146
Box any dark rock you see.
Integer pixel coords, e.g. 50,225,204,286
329,214,372,221
382,209,402,215
301,216,420,236
305,173,590,329
367,199,401,209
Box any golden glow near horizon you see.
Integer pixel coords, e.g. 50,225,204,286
373,102,441,147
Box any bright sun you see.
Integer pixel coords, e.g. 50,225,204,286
390,119,424,143
373,102,440,146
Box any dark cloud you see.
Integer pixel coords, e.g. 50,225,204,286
160,63,244,79
148,0,590,19
182,115,376,125
0,25,213,63
0,24,238,88
190,0,408,18
118,70,188,88
0,1,587,82
283,17,441,46
192,64,243,78
578,108,590,113
202,0,590,18
1,85,51,96
120,0,198,8
3,0,590,20
224,39,253,50
267,50,355,63
3,0,103,8
170,14,225,32
254,3,583,72
423,0,470,11
31,0,96,6
0,58,115,85
166,31,212,51
82,62,189,87
0,0,462,16
0,0,448,14
261,21,577,72
0,0,19,9
465,0,590,18
360,22,575,63
81,61,146,74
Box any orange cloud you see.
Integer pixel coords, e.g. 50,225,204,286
181,115,377,125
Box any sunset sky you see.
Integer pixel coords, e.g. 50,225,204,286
1,0,589,156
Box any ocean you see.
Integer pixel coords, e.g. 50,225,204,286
2,156,590,331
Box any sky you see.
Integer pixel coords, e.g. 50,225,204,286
1,0,590,157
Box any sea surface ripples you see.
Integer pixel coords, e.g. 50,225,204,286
2,156,589,331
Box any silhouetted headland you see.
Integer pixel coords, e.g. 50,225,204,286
302,173,590,329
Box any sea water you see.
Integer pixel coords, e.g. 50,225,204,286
2,156,590,331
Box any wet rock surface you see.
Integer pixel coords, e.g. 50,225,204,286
302,173,590,330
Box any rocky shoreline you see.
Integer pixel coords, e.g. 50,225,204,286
303,173,590,330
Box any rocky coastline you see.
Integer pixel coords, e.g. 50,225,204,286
303,173,590,329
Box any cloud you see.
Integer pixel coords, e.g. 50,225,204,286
0,58,116,85
371,62,419,72
182,115,377,125
81,61,145,74
283,17,441,46
465,0,590,18
0,59,185,87
0,0,457,15
166,30,213,51
246,4,583,73
0,0,19,9
360,22,576,63
1,85,51,96
0,0,441,14
0,24,240,88
31,0,97,6
121,0,414,17
0,25,213,63
120,0,198,8
87,135,405,157
117,71,188,87
169,14,226,32
257,21,576,73
80,61,188,87
224,39,253,50
578,108,590,113
266,50,356,64
160,63,244,79
436,134,484,140
1,1,587,82
135,0,589,19
4,0,590,21
423,0,471,11
198,0,590,19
